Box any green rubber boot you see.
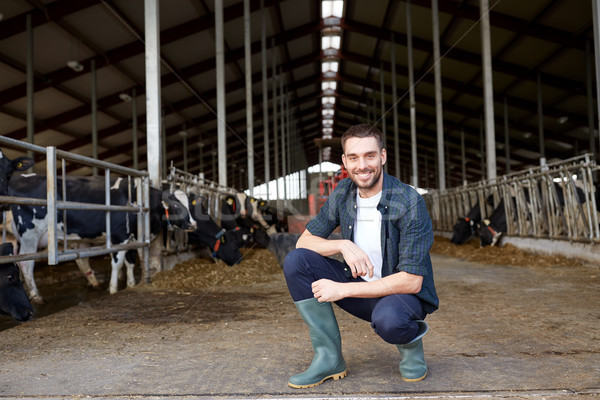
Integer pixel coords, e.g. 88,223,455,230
288,298,347,388
396,320,429,382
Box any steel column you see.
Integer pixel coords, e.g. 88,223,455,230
26,14,34,164
272,42,279,202
244,0,254,195
91,59,98,176
261,0,270,199
432,0,445,190
406,1,418,188
592,0,600,157
132,88,138,170
216,0,227,186
391,33,400,178
586,40,597,169
504,97,511,174
480,0,497,182
537,73,545,161
144,0,162,188
461,127,466,185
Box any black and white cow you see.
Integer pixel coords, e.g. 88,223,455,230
0,243,34,322
8,175,195,303
0,148,33,209
450,195,494,245
221,194,270,248
478,199,509,247
187,193,244,266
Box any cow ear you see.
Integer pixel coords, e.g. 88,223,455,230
12,156,34,171
0,242,14,256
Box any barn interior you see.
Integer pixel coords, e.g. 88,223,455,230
1,1,600,398
0,0,598,190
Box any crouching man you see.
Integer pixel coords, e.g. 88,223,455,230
283,124,439,388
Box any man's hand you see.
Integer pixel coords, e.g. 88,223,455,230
339,240,374,278
312,279,347,302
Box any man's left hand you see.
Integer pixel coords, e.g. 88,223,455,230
312,279,346,302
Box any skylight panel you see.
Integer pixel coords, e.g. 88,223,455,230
321,0,344,18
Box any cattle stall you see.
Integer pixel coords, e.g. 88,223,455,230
0,136,152,300
424,154,600,245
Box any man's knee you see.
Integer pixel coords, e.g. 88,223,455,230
283,248,313,279
371,313,417,345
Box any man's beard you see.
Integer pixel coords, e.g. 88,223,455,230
349,166,382,190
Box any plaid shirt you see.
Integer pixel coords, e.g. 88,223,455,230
306,171,439,314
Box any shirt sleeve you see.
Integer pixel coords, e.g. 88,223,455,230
395,196,434,276
305,191,340,238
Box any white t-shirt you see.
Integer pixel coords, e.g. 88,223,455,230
353,190,383,282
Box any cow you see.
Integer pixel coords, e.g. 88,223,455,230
7,175,195,303
187,193,244,265
257,200,287,233
450,195,494,245
0,243,34,322
0,148,33,209
221,194,270,248
478,199,509,247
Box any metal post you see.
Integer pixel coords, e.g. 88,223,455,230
26,14,35,165
181,129,188,172
504,97,511,174
380,63,388,172
586,40,597,170
132,88,138,170
480,0,497,182
432,0,446,190
46,146,58,265
105,169,112,249
261,0,270,199
144,0,162,188
244,0,254,195
391,32,400,178
161,110,167,176
215,0,227,187
406,1,418,188
273,47,280,202
461,127,466,185
91,59,98,176
537,73,545,161
592,0,600,157
280,81,287,204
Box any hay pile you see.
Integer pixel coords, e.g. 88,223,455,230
151,249,282,290
431,236,585,267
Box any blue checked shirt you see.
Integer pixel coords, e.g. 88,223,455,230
306,171,439,314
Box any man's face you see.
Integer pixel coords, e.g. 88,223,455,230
342,136,386,194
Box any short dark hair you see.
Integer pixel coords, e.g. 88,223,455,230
341,124,384,154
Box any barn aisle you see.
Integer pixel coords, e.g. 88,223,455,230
1,250,599,399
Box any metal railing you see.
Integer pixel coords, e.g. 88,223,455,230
0,136,151,272
424,154,600,243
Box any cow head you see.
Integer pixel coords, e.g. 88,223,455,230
478,219,502,247
213,231,243,266
0,243,34,322
0,150,34,210
450,217,476,244
161,189,197,231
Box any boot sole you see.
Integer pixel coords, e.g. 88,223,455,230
288,370,347,388
401,369,427,382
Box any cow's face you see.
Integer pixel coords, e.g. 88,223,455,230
0,151,34,210
188,193,211,222
450,218,475,244
0,243,34,322
162,190,197,231
478,219,501,247
214,231,243,266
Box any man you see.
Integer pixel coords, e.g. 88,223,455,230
283,124,438,388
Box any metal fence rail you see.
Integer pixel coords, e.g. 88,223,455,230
424,154,600,244
0,136,151,271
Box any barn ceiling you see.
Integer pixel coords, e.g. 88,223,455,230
0,0,598,190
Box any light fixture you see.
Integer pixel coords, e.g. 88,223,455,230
119,93,132,102
66,60,84,72
178,130,187,138
557,116,569,124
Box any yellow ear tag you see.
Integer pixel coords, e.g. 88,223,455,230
192,200,196,206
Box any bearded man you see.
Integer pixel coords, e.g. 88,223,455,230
283,123,439,388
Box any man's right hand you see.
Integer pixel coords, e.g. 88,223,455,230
339,240,374,279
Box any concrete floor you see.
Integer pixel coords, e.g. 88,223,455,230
0,252,599,399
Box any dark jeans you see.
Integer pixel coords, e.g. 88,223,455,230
283,248,426,345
